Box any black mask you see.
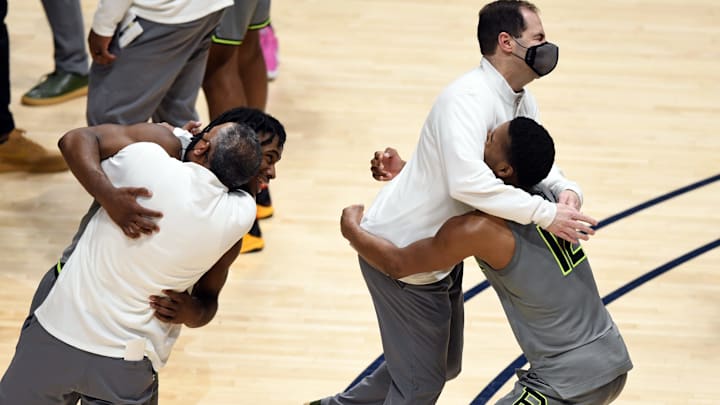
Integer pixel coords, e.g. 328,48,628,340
513,39,559,77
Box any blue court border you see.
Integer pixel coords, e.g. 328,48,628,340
345,173,720,399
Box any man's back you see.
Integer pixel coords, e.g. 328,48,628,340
476,219,633,399
36,142,255,370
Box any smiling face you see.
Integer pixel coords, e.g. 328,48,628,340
255,132,283,186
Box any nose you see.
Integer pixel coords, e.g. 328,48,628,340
265,164,276,180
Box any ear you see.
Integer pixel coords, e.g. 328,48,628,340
497,32,514,54
190,138,210,157
496,162,515,181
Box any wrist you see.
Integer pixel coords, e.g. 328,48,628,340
93,181,118,207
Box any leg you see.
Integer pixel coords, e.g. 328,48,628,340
151,18,217,126
202,0,268,117
203,41,245,119
237,0,270,109
235,28,267,110
0,0,14,139
495,379,555,405
445,263,464,380
78,356,157,405
564,373,627,405
326,258,461,405
0,316,82,404
41,0,88,75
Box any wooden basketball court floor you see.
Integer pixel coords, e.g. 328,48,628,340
1,1,718,403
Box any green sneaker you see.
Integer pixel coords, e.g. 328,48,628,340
21,70,89,106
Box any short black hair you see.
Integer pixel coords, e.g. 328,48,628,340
477,0,538,56
185,108,287,160
206,107,286,148
506,116,554,191
208,123,262,190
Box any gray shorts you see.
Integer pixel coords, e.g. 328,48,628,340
0,316,158,404
213,0,271,44
496,370,627,405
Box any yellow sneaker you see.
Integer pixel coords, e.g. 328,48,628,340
240,233,265,254
0,128,68,173
256,203,274,219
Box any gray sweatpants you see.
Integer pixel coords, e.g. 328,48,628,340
0,316,157,404
323,257,464,405
41,0,88,75
86,11,223,126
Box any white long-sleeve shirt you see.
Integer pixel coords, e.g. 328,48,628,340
92,0,232,37
361,59,582,285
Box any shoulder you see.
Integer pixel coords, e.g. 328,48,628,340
227,190,256,216
431,71,494,123
446,211,511,238
223,190,257,236
116,141,170,160
443,211,515,267
125,123,183,159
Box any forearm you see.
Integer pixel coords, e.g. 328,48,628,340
58,129,116,204
449,170,556,228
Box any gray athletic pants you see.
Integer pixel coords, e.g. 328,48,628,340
496,370,628,405
86,11,223,126
323,257,464,405
0,315,158,404
41,0,88,75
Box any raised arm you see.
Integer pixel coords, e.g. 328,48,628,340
149,240,242,328
340,205,514,279
370,147,406,181
58,123,182,238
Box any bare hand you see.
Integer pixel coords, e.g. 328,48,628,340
182,120,203,135
340,204,364,240
88,30,116,64
101,187,163,238
545,203,598,244
370,147,405,181
150,290,198,324
558,189,582,210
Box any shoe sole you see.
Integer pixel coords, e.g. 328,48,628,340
21,86,89,106
0,161,68,173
